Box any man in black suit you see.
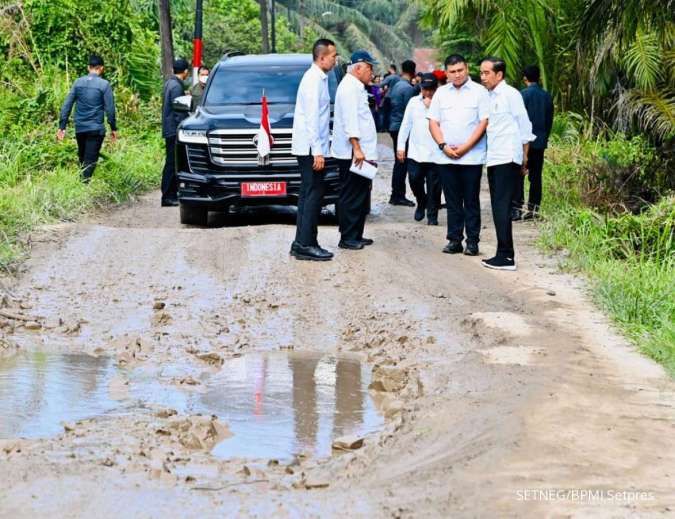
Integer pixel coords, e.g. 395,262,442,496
513,65,554,220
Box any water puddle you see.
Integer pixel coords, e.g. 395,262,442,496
0,351,382,460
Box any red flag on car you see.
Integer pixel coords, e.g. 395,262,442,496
256,92,274,164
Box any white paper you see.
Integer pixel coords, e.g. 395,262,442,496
350,160,378,180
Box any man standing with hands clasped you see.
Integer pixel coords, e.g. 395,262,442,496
290,39,338,261
480,57,535,271
429,54,489,256
332,50,379,251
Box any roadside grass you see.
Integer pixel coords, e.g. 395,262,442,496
536,140,675,375
0,128,162,268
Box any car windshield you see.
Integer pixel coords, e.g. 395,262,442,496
205,66,338,106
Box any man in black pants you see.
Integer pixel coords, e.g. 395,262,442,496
57,55,117,182
480,57,535,271
332,51,379,250
387,60,417,206
428,55,490,256
160,58,190,207
513,65,554,220
289,39,338,261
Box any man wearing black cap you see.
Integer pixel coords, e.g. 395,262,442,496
57,55,118,182
332,50,379,250
396,73,443,225
161,58,190,207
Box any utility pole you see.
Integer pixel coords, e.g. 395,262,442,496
270,0,277,53
192,0,204,85
258,0,270,53
158,0,174,79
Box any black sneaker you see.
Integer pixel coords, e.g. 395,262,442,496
464,243,479,256
414,205,425,221
442,241,463,254
481,256,516,271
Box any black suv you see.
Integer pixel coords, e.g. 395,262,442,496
174,54,342,225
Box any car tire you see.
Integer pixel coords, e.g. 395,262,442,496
180,204,208,226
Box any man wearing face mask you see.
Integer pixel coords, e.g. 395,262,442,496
161,58,190,207
57,54,118,183
190,65,209,111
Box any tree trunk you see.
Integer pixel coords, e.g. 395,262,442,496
259,0,270,54
159,0,174,79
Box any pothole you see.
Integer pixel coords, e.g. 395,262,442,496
0,351,383,460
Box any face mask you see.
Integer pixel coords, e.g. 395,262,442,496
199,75,208,85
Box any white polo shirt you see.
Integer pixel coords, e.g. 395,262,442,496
291,63,331,157
331,73,378,161
427,79,490,165
486,80,536,167
397,95,445,164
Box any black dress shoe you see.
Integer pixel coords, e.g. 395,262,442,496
389,197,415,207
360,238,374,246
338,240,365,250
464,243,479,256
442,240,463,254
161,198,179,207
289,241,300,255
414,206,425,221
511,210,523,221
293,245,333,261
427,216,438,226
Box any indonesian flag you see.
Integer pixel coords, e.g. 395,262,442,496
256,93,274,164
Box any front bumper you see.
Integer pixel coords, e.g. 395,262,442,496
177,169,341,210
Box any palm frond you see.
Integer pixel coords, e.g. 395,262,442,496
623,88,675,140
624,30,662,90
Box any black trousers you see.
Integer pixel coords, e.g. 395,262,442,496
488,163,519,259
337,159,371,242
295,155,327,247
513,147,545,212
76,131,104,181
161,136,177,200
439,164,483,244
389,131,408,200
407,160,441,219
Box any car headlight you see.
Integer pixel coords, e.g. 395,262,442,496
178,129,208,144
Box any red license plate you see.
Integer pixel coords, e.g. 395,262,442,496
241,181,287,197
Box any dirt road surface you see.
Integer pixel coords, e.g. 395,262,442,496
1,140,673,518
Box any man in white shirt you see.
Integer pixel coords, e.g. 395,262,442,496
290,39,338,261
396,73,443,225
332,50,379,251
480,57,536,271
429,54,490,256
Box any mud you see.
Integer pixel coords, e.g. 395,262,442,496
0,137,673,517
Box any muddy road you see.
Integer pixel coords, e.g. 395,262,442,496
0,141,673,518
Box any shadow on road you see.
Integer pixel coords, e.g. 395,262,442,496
205,205,338,229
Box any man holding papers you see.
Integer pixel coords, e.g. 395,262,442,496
332,50,379,251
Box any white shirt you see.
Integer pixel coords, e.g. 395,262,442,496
331,73,378,161
397,95,445,163
427,79,490,165
291,63,331,156
486,80,536,167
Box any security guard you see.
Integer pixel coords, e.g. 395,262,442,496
332,50,379,250
161,58,190,207
290,38,338,261
57,54,117,182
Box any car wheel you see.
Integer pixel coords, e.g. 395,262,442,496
180,204,208,226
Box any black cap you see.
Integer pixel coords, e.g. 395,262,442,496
350,50,379,66
420,73,438,90
88,55,104,67
173,58,190,74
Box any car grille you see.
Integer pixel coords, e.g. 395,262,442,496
207,129,296,167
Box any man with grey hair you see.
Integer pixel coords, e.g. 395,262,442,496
332,50,379,251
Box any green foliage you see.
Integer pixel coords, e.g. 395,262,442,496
538,140,675,375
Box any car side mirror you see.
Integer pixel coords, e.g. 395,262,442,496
172,95,192,113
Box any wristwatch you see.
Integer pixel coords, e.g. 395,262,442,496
438,142,446,151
